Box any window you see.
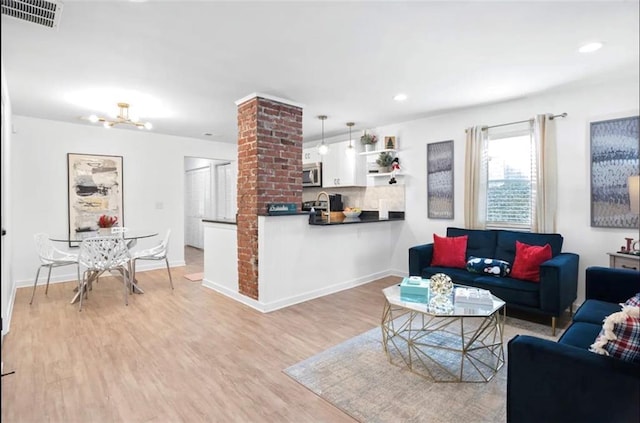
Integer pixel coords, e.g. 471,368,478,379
465,115,557,233
486,126,535,230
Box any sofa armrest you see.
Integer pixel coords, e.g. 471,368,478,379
586,266,640,303
507,335,640,423
408,243,433,276
538,252,579,315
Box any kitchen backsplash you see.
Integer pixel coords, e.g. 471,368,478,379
302,185,405,211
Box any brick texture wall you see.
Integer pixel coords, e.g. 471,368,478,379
236,96,303,300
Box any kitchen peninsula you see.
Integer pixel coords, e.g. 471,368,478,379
202,209,404,312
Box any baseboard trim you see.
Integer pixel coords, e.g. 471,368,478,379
201,269,401,313
14,260,187,288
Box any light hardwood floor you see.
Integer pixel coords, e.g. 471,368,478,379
1,258,401,422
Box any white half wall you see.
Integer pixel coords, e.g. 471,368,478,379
10,116,236,287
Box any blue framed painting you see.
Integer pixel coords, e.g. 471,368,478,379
590,116,639,228
427,140,454,219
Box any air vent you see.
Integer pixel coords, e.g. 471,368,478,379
1,0,63,30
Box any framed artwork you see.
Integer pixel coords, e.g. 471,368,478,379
384,136,397,150
590,116,639,228
67,153,124,244
427,140,454,219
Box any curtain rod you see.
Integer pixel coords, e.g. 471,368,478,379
485,112,568,130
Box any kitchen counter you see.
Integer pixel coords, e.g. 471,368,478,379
202,218,237,225
308,211,404,226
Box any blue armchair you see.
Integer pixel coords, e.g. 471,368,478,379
507,267,640,423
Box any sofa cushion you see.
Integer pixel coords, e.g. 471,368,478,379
431,234,467,269
469,276,540,308
494,230,563,264
446,227,497,261
558,321,603,349
574,299,622,325
466,256,511,277
590,306,640,363
511,241,552,282
420,267,478,284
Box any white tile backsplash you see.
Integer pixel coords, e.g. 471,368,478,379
303,185,405,211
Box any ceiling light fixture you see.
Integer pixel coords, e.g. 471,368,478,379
317,115,329,155
393,93,408,101
578,42,603,53
88,102,152,130
345,122,356,157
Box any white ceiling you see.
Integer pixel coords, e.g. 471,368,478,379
1,1,638,143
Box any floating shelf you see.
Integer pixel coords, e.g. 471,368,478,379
367,172,404,177
359,149,397,156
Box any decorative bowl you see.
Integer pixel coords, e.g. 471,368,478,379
343,210,362,218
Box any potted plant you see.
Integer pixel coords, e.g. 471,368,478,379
376,152,394,173
360,132,378,152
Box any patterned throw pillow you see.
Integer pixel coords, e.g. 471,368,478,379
624,293,640,307
590,305,640,363
466,257,511,277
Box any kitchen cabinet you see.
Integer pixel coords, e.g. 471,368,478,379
322,140,366,187
303,147,321,165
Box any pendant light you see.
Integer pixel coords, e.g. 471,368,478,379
345,122,356,156
317,115,329,155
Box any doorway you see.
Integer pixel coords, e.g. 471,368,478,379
183,157,237,271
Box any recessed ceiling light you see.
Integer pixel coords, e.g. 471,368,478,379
578,42,603,53
393,93,408,102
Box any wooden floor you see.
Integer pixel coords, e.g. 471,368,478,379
1,256,400,422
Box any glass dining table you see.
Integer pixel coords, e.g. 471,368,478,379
49,230,158,304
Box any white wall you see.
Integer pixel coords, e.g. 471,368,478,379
10,116,236,287
1,62,15,339
372,76,639,302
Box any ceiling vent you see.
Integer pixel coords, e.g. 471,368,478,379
1,0,63,30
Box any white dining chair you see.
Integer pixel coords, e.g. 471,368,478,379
131,229,174,290
77,236,132,311
30,233,80,305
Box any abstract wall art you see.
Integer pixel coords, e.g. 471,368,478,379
427,140,454,219
590,115,639,228
67,153,124,240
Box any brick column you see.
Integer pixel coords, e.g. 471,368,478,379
235,94,303,300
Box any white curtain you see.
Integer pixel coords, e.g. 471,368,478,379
531,114,558,232
464,125,488,229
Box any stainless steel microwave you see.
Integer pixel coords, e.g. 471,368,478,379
303,162,322,187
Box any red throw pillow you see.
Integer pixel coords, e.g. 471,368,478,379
511,241,552,282
431,234,468,269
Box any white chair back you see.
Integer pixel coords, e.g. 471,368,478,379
34,232,57,262
79,236,130,271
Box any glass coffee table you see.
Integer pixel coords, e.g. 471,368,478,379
381,282,506,383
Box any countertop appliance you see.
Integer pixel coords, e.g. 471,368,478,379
303,162,322,187
302,194,343,212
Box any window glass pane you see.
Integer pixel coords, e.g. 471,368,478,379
486,133,532,228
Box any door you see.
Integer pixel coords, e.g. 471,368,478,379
184,166,211,249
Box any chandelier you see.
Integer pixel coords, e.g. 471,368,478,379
88,103,152,130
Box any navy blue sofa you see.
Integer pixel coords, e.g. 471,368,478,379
507,267,640,423
409,227,579,334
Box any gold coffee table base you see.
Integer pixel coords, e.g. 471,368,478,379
381,300,505,383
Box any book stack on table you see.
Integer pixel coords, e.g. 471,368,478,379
454,287,493,306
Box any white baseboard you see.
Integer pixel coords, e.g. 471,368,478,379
14,260,187,288
201,269,401,313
